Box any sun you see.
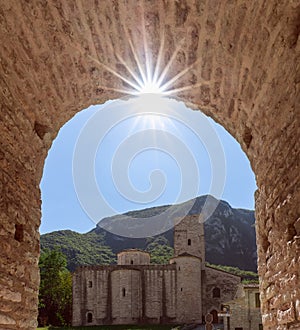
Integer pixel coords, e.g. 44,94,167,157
83,21,201,98
137,79,164,95
130,93,172,129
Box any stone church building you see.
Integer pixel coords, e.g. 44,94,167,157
72,215,242,326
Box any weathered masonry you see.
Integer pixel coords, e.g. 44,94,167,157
0,1,299,329
222,284,263,330
72,215,241,326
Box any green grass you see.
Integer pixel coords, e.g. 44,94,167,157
38,325,176,330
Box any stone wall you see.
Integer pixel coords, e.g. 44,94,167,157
144,267,177,322
204,266,241,316
174,214,205,267
0,1,299,329
72,264,177,326
223,285,262,330
170,255,202,323
72,266,110,326
117,249,150,265
111,269,142,324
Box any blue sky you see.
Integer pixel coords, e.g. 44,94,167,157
40,96,257,234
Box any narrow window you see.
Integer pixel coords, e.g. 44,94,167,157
188,238,191,246
88,281,92,288
122,288,126,297
87,312,93,323
259,324,263,330
14,224,24,242
131,259,134,264
212,287,221,298
255,292,261,308
180,288,183,292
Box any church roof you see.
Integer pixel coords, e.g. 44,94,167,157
172,252,202,259
117,249,150,255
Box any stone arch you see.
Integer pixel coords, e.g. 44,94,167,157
86,312,93,324
0,1,299,329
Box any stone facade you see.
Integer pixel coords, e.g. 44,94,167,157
222,284,263,330
204,266,243,319
0,1,299,329
72,215,241,326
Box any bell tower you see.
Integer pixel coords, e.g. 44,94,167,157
174,214,205,267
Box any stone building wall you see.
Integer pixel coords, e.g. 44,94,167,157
144,267,177,322
223,285,262,330
204,266,241,317
72,264,177,326
72,266,110,326
174,215,205,267
0,1,298,329
170,255,202,324
117,249,150,265
111,269,142,324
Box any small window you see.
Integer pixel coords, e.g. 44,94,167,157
180,288,183,291
255,292,261,308
87,312,93,323
188,239,191,246
122,288,126,297
131,260,134,264
14,224,24,242
259,324,263,330
235,328,243,330
212,287,221,298
88,281,92,288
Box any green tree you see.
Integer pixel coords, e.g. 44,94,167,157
146,237,174,264
38,248,72,326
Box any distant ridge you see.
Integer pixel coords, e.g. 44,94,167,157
41,195,257,272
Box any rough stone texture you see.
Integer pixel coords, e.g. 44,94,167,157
111,269,143,324
0,1,299,329
223,284,263,330
72,264,178,326
204,266,241,316
174,214,205,268
117,249,150,265
171,256,203,324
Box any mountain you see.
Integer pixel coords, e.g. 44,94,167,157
41,195,257,272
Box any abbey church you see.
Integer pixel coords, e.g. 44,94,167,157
72,215,242,326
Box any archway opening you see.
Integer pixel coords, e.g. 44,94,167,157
39,95,257,326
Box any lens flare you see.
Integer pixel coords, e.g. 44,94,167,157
136,79,164,95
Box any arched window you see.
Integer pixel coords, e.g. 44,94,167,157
122,288,126,297
212,287,221,298
87,312,93,323
188,238,191,246
88,280,92,288
131,259,134,264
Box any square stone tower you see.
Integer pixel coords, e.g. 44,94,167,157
174,214,205,267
